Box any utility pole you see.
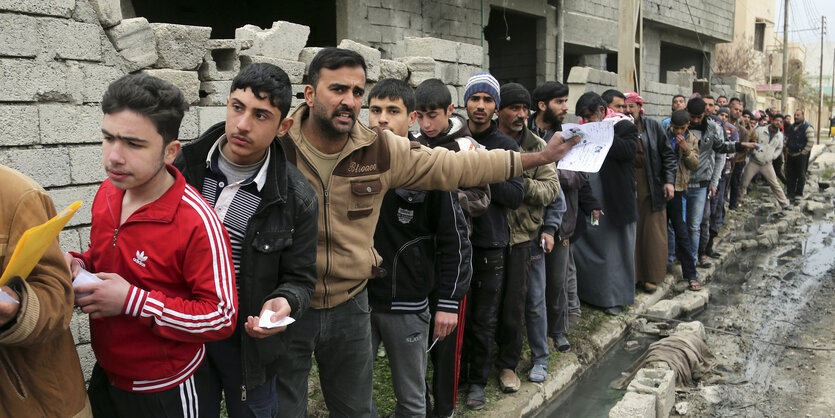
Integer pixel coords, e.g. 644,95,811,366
781,0,789,113
818,16,826,144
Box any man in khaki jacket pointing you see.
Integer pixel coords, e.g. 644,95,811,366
275,47,579,417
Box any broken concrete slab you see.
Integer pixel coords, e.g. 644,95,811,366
141,69,200,105
299,47,323,74
338,39,381,81
608,391,656,418
239,55,305,84
647,299,682,319
380,59,408,81
404,37,458,63
151,23,211,71
106,17,157,72
627,368,676,418
672,289,709,313
199,39,241,81
198,80,231,106
803,200,828,215
674,321,707,340
396,56,436,88
236,21,309,61
434,61,458,85
88,0,122,28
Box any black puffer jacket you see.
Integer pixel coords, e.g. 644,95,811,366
637,116,677,212
174,122,318,390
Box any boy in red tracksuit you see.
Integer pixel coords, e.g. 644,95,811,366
67,74,237,418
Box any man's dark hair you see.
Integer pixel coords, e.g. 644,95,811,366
742,109,753,118
703,95,715,101
368,78,415,113
575,92,606,117
672,94,685,104
601,89,625,105
415,79,452,112
231,63,292,121
101,73,188,145
729,97,741,105
531,81,569,112
718,95,728,101
308,47,367,89
687,97,706,115
772,113,784,120
795,109,805,116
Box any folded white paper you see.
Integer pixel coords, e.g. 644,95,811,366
0,289,19,304
72,269,101,297
258,310,295,329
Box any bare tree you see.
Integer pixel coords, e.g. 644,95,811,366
714,40,761,79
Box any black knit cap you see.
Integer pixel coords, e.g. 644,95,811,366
671,109,690,126
499,83,531,110
687,97,706,115
717,107,730,116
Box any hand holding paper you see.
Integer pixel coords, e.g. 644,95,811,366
72,269,102,298
0,286,21,326
244,296,293,338
258,310,296,328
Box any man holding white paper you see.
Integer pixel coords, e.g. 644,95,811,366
1,163,91,417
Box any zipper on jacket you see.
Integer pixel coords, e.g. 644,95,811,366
112,228,118,247
390,236,431,300
298,154,332,306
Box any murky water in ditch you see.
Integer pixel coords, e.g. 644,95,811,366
535,220,835,417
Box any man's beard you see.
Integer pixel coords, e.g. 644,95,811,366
543,106,563,127
312,99,355,137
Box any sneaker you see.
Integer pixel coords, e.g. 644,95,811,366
465,384,486,410
498,368,521,393
528,363,548,383
553,333,571,352
706,248,722,259
782,204,792,211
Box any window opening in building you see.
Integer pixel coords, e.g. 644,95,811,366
484,7,539,91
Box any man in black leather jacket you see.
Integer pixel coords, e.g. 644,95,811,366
174,63,318,417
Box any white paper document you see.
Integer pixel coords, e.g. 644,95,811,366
0,289,19,304
556,121,615,173
258,309,296,329
72,269,101,298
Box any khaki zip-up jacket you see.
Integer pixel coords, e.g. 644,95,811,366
674,130,700,191
507,127,560,246
281,104,523,309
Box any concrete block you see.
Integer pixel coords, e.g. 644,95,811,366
39,104,101,145
609,391,656,418
106,18,158,72
756,229,779,247
458,65,481,86
0,147,71,187
380,59,408,80
291,84,307,108
141,69,200,105
71,0,99,24
68,146,105,185
50,185,98,226
627,368,676,418
674,321,706,340
59,229,81,255
435,62,458,85
338,39,381,81
457,41,483,65
198,106,227,133
240,55,305,84
672,291,707,313
396,56,435,73
803,200,828,215
0,105,39,146
0,59,72,102
299,47,323,74
40,19,102,62
0,0,75,17
404,37,458,62
76,342,95,382
0,14,39,57
78,226,91,252
179,108,200,141
81,64,124,103
151,23,212,71
199,39,241,81
199,80,232,106
88,0,122,28
70,309,90,345
236,21,309,61
646,299,682,319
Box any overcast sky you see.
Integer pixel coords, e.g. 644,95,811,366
774,0,835,45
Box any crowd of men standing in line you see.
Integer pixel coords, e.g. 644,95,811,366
0,45,819,418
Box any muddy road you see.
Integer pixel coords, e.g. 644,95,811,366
683,220,835,418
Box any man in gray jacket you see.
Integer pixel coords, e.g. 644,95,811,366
737,114,791,209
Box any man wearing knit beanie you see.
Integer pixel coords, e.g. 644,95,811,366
495,82,560,389
459,73,526,410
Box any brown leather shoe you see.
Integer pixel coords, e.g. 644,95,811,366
499,368,521,393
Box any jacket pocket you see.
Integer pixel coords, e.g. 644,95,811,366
0,350,27,400
252,230,294,253
348,178,382,219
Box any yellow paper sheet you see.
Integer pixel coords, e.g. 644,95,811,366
0,201,82,286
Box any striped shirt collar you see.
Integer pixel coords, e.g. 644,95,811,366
205,134,270,192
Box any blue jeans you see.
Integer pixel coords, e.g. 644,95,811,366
684,187,707,264
525,245,549,366
276,290,373,418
